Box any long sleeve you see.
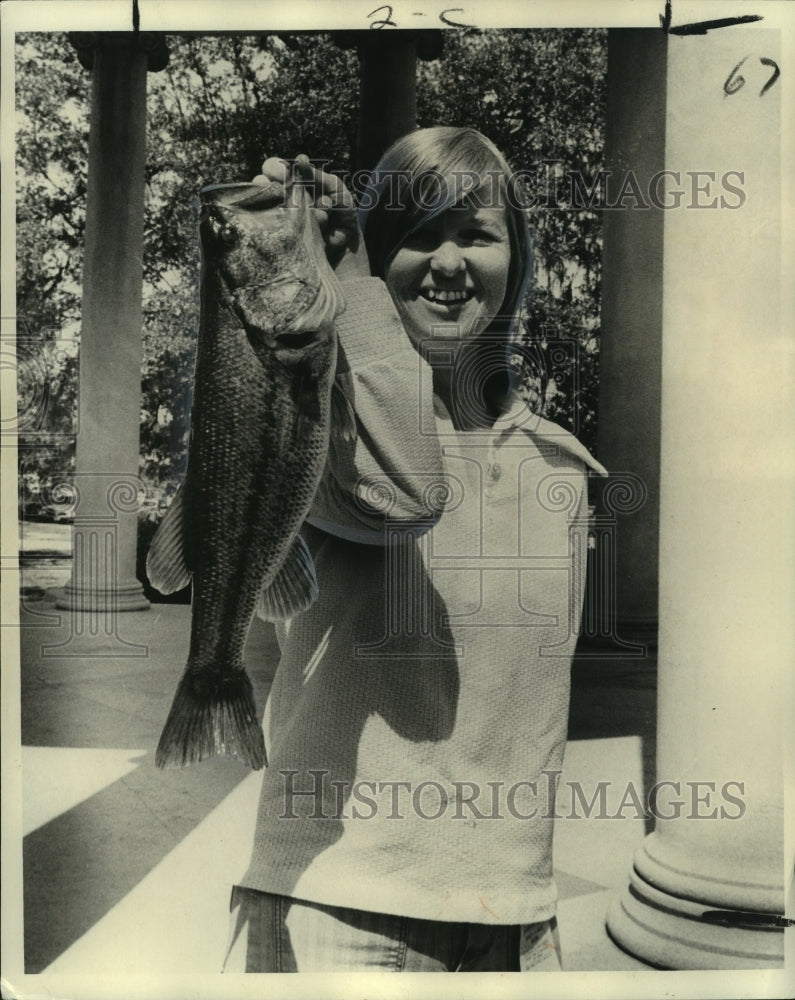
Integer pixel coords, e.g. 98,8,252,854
307,277,446,543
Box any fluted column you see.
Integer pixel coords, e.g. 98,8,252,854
58,33,167,621
596,29,666,650
606,29,787,968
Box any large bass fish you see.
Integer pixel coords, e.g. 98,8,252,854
147,180,346,770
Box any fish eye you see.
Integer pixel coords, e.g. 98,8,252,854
219,223,237,245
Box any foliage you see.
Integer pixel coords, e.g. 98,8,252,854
15,36,88,340
417,28,606,443
15,29,605,522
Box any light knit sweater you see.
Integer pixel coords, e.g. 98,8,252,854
239,277,607,925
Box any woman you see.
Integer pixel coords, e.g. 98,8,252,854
225,126,606,973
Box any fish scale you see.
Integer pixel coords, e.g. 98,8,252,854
147,181,346,769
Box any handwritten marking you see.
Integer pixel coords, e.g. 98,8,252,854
368,4,397,29
724,56,781,98
724,57,748,96
670,14,764,35
661,0,763,35
702,910,795,929
759,57,780,96
479,895,500,920
367,4,470,29
439,7,469,27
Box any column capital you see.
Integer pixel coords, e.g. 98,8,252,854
68,31,169,73
331,29,444,61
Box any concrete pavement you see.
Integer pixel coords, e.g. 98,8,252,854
10,578,657,978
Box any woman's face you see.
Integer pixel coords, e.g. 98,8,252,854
384,196,511,356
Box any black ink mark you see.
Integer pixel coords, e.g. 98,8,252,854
759,57,780,96
661,1,763,35
724,57,748,95
368,4,397,28
670,15,763,36
702,910,795,929
439,8,469,27
132,0,140,33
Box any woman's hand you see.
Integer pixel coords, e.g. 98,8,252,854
253,155,370,277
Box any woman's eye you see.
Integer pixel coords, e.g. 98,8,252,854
404,228,439,249
402,222,502,251
461,228,495,244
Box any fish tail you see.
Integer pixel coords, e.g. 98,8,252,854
155,669,266,770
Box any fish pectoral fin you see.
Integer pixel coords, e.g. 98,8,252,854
146,487,193,594
256,532,319,622
330,381,357,443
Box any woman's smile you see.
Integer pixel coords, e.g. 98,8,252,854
418,286,475,305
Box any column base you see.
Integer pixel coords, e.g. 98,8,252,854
606,863,785,970
577,615,657,656
56,576,150,612
45,579,151,657
615,615,658,649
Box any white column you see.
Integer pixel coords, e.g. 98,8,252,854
606,29,789,968
58,35,156,618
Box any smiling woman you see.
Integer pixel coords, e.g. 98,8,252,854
359,127,532,429
224,126,607,974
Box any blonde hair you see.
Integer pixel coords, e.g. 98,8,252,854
358,126,533,413
359,126,531,329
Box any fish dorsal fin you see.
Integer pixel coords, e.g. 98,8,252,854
146,487,193,594
256,531,319,622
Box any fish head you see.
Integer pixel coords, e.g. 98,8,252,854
199,182,298,288
199,183,345,365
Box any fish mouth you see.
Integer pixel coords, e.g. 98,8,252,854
200,182,284,212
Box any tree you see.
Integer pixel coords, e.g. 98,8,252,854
15,29,605,523
417,29,606,447
138,33,361,509
15,34,89,514
15,35,89,343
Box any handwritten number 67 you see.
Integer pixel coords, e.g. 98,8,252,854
724,57,781,97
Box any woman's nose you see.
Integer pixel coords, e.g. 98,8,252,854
430,239,465,276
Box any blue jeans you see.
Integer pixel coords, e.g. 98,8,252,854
224,887,562,972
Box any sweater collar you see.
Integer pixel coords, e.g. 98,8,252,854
433,391,608,478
